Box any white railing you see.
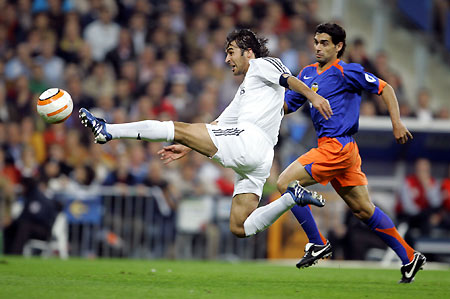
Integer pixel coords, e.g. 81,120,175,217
49,187,267,260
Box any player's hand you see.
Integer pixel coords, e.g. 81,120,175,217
393,122,413,144
157,144,192,164
310,94,333,120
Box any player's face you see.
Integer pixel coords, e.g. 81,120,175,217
314,33,341,64
225,41,250,76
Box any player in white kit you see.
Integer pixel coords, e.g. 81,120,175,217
80,29,332,238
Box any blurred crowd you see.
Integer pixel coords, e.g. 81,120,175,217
0,0,449,257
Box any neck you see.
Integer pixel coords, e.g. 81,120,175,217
318,57,338,71
243,58,254,75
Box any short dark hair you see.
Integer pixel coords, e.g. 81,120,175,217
315,23,346,58
225,29,270,58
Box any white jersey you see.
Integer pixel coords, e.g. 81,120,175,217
216,57,291,147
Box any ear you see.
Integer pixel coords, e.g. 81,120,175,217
246,48,254,58
336,42,343,53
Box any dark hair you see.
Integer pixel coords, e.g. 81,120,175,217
315,23,346,58
225,29,270,58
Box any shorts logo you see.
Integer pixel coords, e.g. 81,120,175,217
240,88,245,95
212,128,245,136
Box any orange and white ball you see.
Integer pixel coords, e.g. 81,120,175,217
37,88,73,124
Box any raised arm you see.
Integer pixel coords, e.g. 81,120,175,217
380,83,413,144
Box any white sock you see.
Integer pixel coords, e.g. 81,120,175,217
106,120,174,142
243,193,296,237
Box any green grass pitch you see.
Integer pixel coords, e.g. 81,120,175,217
0,257,449,298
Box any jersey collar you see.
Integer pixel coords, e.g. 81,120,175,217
316,59,341,75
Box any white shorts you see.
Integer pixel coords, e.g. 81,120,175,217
206,122,274,198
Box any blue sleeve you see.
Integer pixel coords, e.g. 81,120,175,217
285,89,307,113
284,69,310,113
343,63,386,95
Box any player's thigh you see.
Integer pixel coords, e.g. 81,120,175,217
336,185,375,220
277,160,317,193
174,122,217,157
229,193,259,229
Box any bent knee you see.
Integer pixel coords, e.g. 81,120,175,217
276,176,289,193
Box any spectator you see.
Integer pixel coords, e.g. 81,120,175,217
236,5,255,30
346,38,376,74
0,148,21,186
0,166,16,242
20,117,46,164
4,43,32,80
77,42,95,77
66,74,95,118
118,61,138,93
397,158,442,244
278,35,298,73
439,164,450,230
215,167,235,197
103,153,136,188
187,58,210,97
29,64,49,95
163,48,189,82
129,95,156,122
0,24,13,60
416,88,434,122
167,0,186,35
16,145,38,178
5,122,24,165
32,12,54,46
373,50,391,83
3,177,59,255
398,99,416,118
183,16,209,63
65,164,97,195
0,83,10,122
141,159,177,210
127,143,148,183
113,79,133,112
435,106,449,120
8,75,34,122
83,62,116,100
287,15,309,51
166,74,194,122
145,77,176,120
137,45,157,85
58,17,84,63
105,28,135,77
35,36,65,86
360,101,377,117
83,5,120,61
128,12,148,55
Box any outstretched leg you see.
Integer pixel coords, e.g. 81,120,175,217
79,108,218,157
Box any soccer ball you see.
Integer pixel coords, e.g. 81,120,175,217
37,88,73,124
